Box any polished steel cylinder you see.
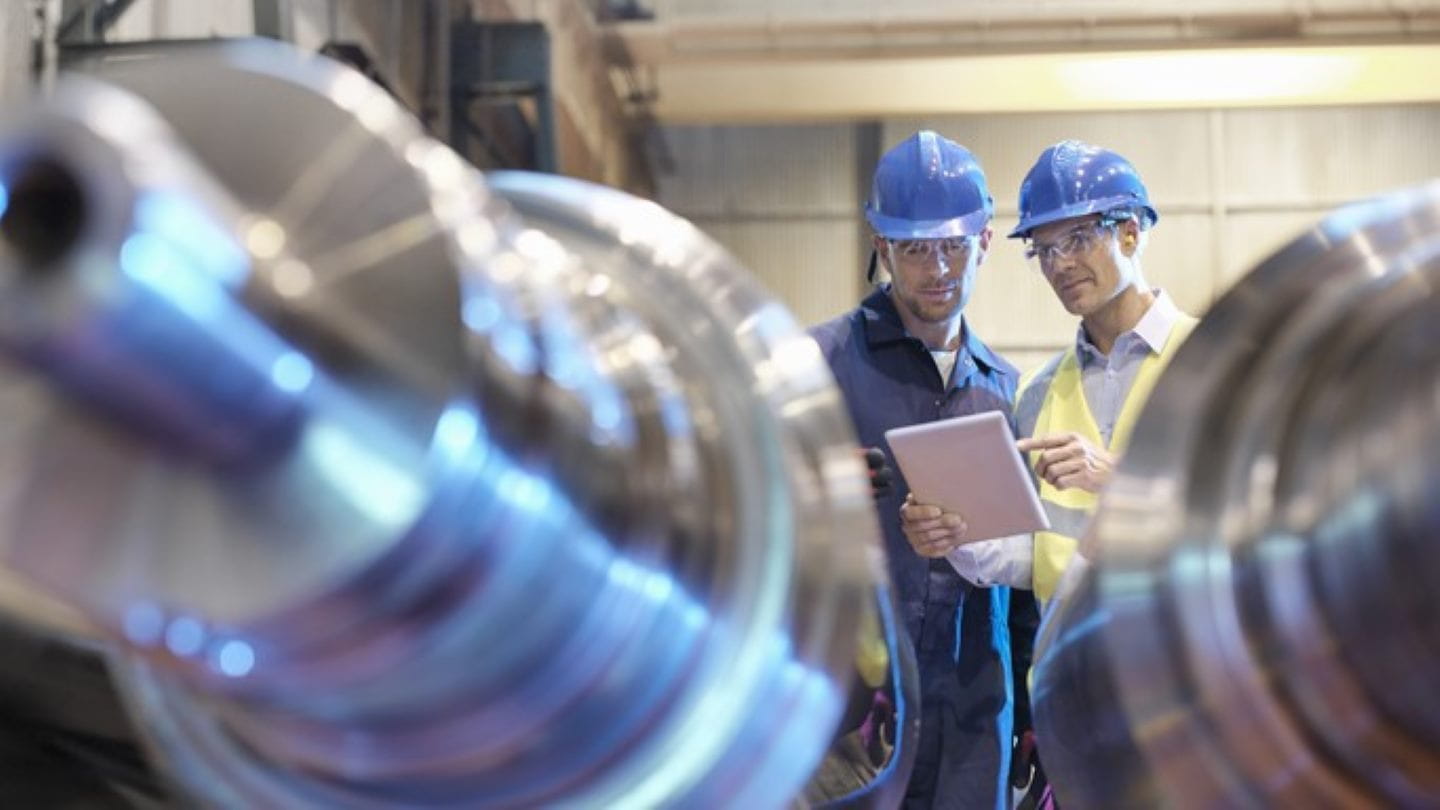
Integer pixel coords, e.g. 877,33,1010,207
0,41,906,808
1032,182,1440,809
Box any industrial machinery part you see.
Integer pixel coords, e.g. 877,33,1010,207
1032,181,1440,808
0,40,914,807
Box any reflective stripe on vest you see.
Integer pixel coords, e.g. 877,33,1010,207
1023,316,1197,603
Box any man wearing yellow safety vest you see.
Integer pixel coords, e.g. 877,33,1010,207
901,140,1197,808
901,139,1198,604
1010,140,1199,604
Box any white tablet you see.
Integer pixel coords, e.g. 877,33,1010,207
884,411,1050,542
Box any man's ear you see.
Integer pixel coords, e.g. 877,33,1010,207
977,226,994,260
871,234,892,274
1119,220,1140,257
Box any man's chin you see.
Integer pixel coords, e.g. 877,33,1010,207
1059,294,1090,316
918,305,961,324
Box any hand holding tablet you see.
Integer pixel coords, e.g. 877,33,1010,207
885,411,1050,543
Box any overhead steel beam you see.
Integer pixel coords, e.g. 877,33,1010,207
608,4,1440,65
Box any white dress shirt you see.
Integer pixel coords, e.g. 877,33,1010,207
946,532,1034,588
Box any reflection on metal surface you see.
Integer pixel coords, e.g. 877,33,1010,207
1033,182,1440,809
0,41,913,808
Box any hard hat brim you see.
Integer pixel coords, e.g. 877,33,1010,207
1007,197,1159,239
865,206,991,240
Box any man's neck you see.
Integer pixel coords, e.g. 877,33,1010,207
1081,285,1155,356
897,309,962,351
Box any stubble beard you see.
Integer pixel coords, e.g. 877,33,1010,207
902,289,961,325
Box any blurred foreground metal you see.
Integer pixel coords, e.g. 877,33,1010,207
1033,182,1440,809
0,41,912,808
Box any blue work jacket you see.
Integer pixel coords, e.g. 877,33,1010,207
810,284,1023,810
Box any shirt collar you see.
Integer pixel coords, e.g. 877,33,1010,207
1075,288,1180,363
859,284,1011,378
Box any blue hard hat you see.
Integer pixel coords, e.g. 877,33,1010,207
1008,140,1158,239
864,131,993,240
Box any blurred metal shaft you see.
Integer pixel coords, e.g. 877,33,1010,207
1033,182,1440,809
0,41,901,808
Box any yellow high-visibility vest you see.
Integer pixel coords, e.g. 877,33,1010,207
1018,316,1197,603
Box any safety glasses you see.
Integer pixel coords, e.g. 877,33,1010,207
1023,221,1116,268
886,236,977,263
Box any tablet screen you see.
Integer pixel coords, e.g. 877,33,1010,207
884,411,1050,542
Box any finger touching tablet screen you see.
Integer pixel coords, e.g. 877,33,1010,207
884,411,1050,542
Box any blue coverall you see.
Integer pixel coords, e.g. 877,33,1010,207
811,284,1034,810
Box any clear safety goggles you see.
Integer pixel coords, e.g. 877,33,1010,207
1022,221,1117,269
885,235,978,264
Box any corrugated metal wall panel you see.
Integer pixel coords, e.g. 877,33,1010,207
108,0,255,40
1223,106,1440,206
1137,213,1220,315
699,220,862,326
1222,211,1335,285
0,2,28,101
657,124,858,218
658,123,863,326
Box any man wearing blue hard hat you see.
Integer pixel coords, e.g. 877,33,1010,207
1008,140,1199,605
811,131,1037,810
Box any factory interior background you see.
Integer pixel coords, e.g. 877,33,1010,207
8,0,1437,372
2,2,1440,808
